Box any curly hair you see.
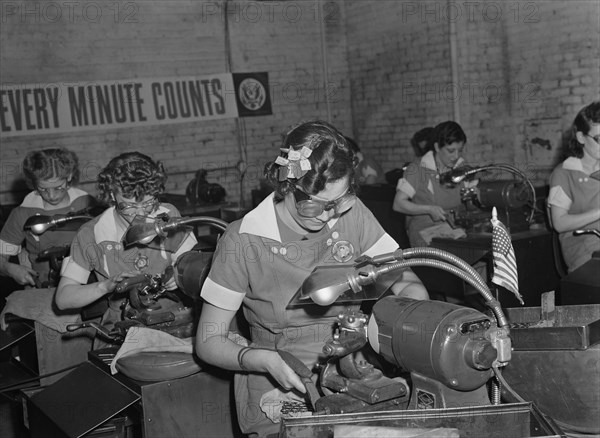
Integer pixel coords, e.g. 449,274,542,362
97,152,167,204
430,121,467,153
264,121,357,202
22,148,80,189
569,101,600,158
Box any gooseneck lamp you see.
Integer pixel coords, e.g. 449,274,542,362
24,214,93,235
292,246,509,329
123,216,229,247
439,163,537,224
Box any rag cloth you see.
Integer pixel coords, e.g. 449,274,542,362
109,326,193,374
419,222,466,245
259,387,307,423
0,288,81,333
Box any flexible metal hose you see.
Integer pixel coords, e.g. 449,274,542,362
401,247,490,294
374,258,508,328
490,375,501,405
376,259,482,294
164,216,229,233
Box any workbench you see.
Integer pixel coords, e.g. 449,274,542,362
426,228,561,307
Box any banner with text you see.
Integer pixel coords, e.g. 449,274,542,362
0,72,272,138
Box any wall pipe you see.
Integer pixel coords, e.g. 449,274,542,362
319,0,332,122
448,0,460,123
224,0,248,208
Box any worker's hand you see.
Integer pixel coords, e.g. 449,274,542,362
6,264,39,286
250,349,306,394
163,275,177,291
268,353,307,394
98,271,139,295
428,205,448,222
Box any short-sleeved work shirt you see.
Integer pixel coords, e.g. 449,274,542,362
200,193,402,435
0,188,96,284
61,204,197,328
548,157,600,272
396,151,471,246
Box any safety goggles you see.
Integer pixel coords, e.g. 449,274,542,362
584,133,600,144
116,198,159,217
293,186,356,218
36,181,69,195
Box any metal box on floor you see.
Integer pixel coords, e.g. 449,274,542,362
503,304,600,435
279,403,563,438
22,352,240,438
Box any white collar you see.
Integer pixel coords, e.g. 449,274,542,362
420,150,464,172
239,192,339,243
562,157,584,172
20,187,88,209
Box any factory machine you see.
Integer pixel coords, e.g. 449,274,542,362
439,163,538,233
17,213,590,438
23,206,106,288
280,236,598,437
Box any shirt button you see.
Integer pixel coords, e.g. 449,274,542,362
327,238,333,246
280,247,287,256
271,247,278,254
332,232,339,239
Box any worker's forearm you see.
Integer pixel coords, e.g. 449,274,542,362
195,334,250,371
391,269,429,300
195,332,281,374
553,209,600,233
397,281,430,300
0,256,14,277
393,198,432,216
55,282,109,310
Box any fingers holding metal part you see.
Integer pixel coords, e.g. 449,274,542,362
100,271,139,295
428,205,447,222
254,350,306,394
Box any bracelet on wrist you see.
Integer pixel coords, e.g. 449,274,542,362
237,347,252,372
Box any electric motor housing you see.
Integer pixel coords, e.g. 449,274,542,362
368,296,495,391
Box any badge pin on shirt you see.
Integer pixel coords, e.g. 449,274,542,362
332,240,354,263
134,253,149,270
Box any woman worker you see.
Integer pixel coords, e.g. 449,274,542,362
548,101,600,273
0,148,97,288
195,121,428,437
393,121,474,247
55,152,197,346
345,136,384,185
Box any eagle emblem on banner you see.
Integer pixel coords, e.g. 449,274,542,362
239,78,266,110
233,72,272,117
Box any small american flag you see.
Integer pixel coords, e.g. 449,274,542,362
490,207,524,305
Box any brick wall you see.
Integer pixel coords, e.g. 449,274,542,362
345,0,600,185
1,0,598,207
345,0,455,170
0,0,351,206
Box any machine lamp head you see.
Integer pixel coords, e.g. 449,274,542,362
24,214,92,235
123,215,229,247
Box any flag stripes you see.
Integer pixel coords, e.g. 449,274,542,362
491,215,523,304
